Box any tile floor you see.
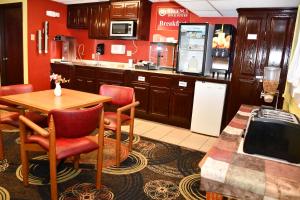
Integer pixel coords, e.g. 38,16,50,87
124,118,218,152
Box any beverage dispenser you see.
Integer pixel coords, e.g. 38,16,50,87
211,24,236,78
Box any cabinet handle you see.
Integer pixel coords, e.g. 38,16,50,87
2,57,8,61
77,78,83,82
134,86,145,90
87,80,93,83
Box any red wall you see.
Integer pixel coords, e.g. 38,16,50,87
27,1,237,90
27,0,70,90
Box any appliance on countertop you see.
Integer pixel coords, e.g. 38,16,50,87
135,61,160,70
110,20,136,37
243,108,300,163
54,35,76,62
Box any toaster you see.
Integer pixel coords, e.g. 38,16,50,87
243,108,300,163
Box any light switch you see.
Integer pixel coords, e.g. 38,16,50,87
92,54,95,59
31,34,35,41
127,50,132,56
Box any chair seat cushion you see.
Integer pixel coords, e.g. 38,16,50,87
104,112,131,130
27,135,99,160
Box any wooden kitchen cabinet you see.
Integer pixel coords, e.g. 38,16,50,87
71,66,97,93
169,89,194,128
132,83,149,115
227,8,296,123
67,4,90,29
88,3,110,39
149,86,170,120
110,1,139,19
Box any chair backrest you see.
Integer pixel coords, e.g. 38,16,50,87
0,84,33,106
99,84,134,106
49,104,103,138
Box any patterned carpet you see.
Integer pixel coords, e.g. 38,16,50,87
0,130,206,200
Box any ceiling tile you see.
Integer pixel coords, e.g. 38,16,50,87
192,10,222,17
209,0,300,10
176,0,215,10
219,10,238,17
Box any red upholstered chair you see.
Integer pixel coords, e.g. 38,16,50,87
99,84,139,166
0,84,47,160
19,104,105,200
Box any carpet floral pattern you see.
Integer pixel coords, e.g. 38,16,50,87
0,131,206,200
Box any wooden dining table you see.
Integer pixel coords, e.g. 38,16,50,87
0,88,112,113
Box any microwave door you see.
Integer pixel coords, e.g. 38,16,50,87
112,24,128,35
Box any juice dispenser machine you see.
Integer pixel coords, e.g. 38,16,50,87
211,24,236,78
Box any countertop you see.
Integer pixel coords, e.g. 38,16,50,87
199,105,300,199
51,59,231,84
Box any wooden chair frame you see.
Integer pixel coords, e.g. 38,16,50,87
19,109,105,200
0,105,24,160
112,95,139,167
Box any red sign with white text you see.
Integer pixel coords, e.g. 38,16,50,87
156,7,190,30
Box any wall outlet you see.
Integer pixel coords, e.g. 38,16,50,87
31,34,35,41
92,53,95,59
127,50,132,57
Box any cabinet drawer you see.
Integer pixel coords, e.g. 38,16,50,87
124,1,139,18
131,72,149,84
74,66,97,78
172,77,195,90
97,69,124,82
150,75,172,88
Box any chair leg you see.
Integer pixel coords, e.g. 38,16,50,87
128,122,134,152
0,131,4,160
115,128,121,167
96,137,104,189
73,155,80,169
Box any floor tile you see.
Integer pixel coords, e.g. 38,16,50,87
199,137,218,152
160,128,191,145
142,124,174,140
179,133,209,150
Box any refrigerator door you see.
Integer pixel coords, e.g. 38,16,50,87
191,81,227,136
176,24,209,75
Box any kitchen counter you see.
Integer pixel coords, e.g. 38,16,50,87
199,105,300,199
51,59,231,84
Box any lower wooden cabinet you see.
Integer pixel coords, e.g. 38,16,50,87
169,88,194,128
50,63,229,128
149,86,170,120
131,83,149,115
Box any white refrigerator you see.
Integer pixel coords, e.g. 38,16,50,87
190,81,227,136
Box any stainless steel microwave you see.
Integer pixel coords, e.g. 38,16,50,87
110,21,135,37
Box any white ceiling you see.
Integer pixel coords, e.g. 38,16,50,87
52,0,300,17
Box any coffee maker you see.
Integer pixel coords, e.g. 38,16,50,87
54,35,76,62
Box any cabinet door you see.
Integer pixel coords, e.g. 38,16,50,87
262,12,296,107
72,77,86,92
227,12,267,121
88,3,110,39
149,86,170,119
132,83,149,115
124,2,139,19
111,2,124,18
67,4,89,29
99,3,110,39
169,89,194,128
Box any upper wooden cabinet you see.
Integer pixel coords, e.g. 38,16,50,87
67,4,90,29
226,8,297,123
88,3,110,39
111,1,139,19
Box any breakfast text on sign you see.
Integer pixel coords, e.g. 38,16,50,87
157,7,190,30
